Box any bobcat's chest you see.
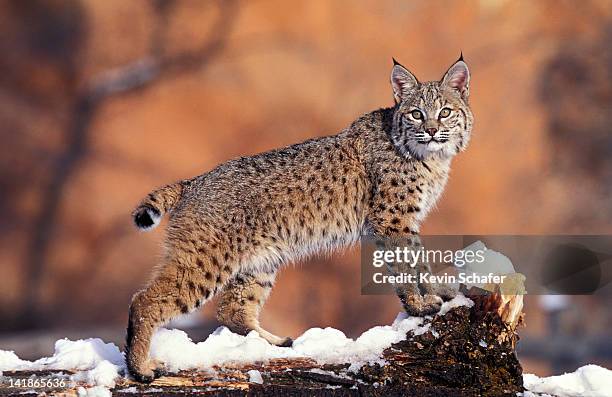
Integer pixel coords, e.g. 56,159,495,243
414,169,449,223
372,159,451,231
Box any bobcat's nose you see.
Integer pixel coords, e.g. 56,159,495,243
425,127,438,137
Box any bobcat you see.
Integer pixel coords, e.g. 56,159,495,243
126,56,473,382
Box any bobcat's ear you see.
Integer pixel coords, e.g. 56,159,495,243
441,55,470,99
391,58,419,103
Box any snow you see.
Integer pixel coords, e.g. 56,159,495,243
458,240,526,295
460,240,516,275
0,338,125,392
438,293,474,315
523,365,612,397
0,304,448,394
76,385,112,397
70,360,122,388
149,326,294,372
0,298,471,392
12,294,611,395
148,296,476,373
0,350,30,371
247,369,263,384
117,386,138,393
37,338,124,371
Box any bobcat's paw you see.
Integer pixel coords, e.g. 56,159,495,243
430,283,458,301
128,359,166,383
402,294,443,316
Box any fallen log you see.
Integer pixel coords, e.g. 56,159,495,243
0,289,524,396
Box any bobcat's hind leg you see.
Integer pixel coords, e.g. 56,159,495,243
216,271,292,347
126,256,231,382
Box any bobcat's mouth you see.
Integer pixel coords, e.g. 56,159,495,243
415,136,449,145
425,138,448,144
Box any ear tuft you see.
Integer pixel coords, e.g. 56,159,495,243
441,58,470,99
390,60,418,103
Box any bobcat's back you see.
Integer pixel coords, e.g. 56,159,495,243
167,132,370,274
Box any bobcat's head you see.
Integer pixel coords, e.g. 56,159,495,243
389,56,473,160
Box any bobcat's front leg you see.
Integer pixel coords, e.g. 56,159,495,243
367,174,447,316
407,235,457,303
417,256,458,301
377,235,442,316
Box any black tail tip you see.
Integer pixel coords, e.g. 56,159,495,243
133,206,160,230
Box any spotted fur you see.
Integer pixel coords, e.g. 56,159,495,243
125,56,473,382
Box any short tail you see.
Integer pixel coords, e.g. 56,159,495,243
132,180,188,231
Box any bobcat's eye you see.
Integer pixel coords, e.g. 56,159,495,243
439,108,451,118
410,110,423,120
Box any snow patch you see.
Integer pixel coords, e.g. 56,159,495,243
35,338,124,371
0,295,475,392
77,385,112,397
1,337,124,374
438,293,474,315
247,369,263,384
0,338,124,394
147,297,477,372
70,360,122,388
0,350,30,371
117,386,138,393
523,365,612,397
149,327,296,372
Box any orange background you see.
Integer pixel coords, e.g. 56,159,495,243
0,0,610,375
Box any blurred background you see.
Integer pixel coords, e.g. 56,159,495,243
0,0,611,376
